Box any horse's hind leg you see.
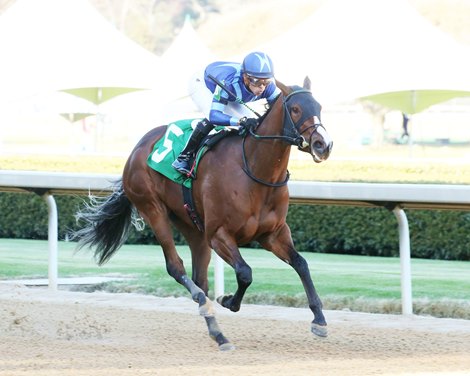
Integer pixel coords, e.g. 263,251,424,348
175,222,212,295
171,222,235,349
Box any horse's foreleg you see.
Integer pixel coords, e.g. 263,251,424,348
140,211,234,350
162,244,234,350
215,258,252,312
259,225,328,338
289,251,328,337
211,232,252,312
176,223,212,295
180,274,234,350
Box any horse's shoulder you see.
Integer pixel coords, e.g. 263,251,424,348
200,135,242,165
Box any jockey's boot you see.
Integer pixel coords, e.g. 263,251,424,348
172,118,214,176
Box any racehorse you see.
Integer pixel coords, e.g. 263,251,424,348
73,77,333,351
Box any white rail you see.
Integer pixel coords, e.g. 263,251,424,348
0,171,117,291
1,170,469,315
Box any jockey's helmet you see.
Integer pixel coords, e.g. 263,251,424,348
242,52,274,79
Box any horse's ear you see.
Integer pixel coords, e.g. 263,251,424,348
303,76,311,90
275,79,292,96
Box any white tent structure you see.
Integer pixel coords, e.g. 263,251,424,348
12,90,97,118
0,0,162,105
157,15,216,121
259,0,470,112
160,16,215,99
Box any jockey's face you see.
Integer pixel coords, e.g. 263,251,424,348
243,74,273,96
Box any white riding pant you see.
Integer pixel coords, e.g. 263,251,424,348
187,70,254,120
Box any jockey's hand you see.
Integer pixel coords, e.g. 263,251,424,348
238,117,258,135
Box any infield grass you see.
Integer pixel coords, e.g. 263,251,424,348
1,239,468,319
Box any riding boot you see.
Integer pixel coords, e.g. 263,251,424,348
172,118,214,176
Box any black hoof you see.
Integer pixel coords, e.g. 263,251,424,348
216,295,240,312
219,342,236,351
216,294,232,308
311,322,328,337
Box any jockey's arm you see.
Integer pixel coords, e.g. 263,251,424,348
208,92,239,126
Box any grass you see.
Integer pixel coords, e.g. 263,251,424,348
1,239,468,319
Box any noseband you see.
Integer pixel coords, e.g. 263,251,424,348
242,88,323,187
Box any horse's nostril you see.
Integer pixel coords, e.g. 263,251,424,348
313,141,324,150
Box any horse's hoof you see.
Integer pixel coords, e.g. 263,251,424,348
311,322,328,337
219,342,236,351
216,294,231,307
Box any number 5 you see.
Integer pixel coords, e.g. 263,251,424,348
151,123,184,163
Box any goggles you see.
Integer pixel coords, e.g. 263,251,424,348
246,75,273,88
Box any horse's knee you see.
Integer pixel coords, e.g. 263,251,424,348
235,263,252,288
166,259,185,281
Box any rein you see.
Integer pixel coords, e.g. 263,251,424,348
241,135,291,187
241,89,322,187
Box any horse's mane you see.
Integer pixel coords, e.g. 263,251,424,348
258,91,282,124
258,84,298,124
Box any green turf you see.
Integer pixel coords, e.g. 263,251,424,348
1,239,468,318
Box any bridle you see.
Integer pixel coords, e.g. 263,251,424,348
242,88,323,187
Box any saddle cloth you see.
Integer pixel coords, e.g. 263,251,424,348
147,118,236,188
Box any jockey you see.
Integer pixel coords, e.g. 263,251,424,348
172,51,281,176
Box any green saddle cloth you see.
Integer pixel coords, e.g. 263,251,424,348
147,119,232,188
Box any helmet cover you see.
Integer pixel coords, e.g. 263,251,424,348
242,52,274,79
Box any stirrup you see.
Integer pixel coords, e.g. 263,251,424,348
172,158,193,177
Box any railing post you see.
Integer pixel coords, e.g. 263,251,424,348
213,251,224,298
43,193,58,291
392,206,412,315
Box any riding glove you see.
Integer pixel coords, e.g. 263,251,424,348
238,117,258,135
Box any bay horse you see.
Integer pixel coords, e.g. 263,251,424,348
73,77,333,350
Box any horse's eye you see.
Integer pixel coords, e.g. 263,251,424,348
291,106,300,115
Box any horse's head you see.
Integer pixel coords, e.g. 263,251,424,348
276,77,333,163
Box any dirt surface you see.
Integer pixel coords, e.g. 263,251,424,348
1,283,469,376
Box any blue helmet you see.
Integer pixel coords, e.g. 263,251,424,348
242,52,275,79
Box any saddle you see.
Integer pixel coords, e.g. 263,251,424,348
147,119,239,231
190,126,239,179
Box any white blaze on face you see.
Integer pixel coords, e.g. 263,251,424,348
314,117,332,147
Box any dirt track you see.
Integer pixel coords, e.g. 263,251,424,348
1,284,469,376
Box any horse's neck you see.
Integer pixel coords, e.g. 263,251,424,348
245,97,291,180
259,97,285,137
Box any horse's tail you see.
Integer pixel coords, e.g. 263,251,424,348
73,179,137,266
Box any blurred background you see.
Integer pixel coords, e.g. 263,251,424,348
1,0,470,162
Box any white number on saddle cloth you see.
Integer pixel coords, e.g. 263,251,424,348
151,123,184,163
